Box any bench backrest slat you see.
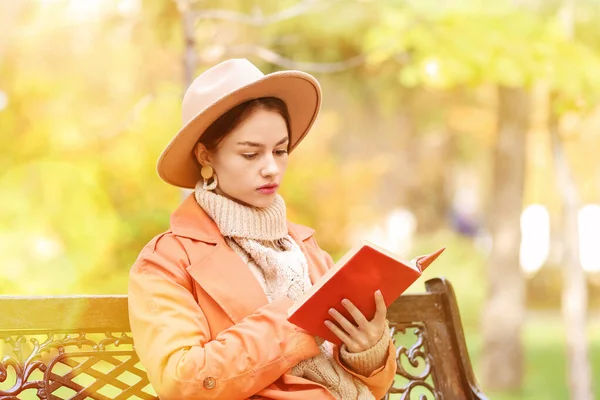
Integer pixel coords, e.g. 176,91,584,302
1,295,130,333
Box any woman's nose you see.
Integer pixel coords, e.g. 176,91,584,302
261,155,279,177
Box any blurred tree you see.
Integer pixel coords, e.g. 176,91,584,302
484,86,529,390
549,0,594,398
362,0,600,392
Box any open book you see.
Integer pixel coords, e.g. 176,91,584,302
287,241,445,345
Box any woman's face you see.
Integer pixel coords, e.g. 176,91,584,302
197,109,289,208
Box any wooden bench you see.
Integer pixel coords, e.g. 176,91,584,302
0,277,488,399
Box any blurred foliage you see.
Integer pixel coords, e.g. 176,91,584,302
1,0,600,297
363,1,600,112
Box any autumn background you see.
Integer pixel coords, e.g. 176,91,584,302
1,0,600,399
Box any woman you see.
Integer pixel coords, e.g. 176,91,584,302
128,59,397,400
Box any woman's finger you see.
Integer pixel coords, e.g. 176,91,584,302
328,308,359,336
372,290,387,323
341,298,369,327
324,320,353,346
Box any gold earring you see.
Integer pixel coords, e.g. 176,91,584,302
201,165,217,191
201,165,213,180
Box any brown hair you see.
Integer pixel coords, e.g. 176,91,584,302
197,97,292,152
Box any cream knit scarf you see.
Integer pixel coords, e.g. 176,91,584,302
194,184,375,400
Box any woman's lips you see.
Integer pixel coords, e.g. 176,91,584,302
257,184,279,194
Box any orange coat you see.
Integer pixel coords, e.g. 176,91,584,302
128,195,397,400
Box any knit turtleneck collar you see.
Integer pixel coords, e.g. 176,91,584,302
194,182,288,241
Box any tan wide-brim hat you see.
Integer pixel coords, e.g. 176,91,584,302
157,58,322,189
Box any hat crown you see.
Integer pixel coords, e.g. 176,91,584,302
182,59,265,125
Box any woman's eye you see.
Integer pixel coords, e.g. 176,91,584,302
242,153,258,160
275,149,288,156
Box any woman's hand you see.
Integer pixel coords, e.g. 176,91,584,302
324,290,387,353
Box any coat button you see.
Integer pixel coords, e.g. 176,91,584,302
203,377,216,389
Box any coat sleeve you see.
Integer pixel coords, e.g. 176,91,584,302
128,234,321,400
310,237,397,399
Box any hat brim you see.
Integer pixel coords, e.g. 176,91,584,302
157,71,321,189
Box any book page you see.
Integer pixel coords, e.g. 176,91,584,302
361,241,421,272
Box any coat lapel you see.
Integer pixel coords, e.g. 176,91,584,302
171,195,269,324
186,243,269,324
171,194,325,324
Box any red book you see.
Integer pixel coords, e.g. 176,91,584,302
287,242,445,345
